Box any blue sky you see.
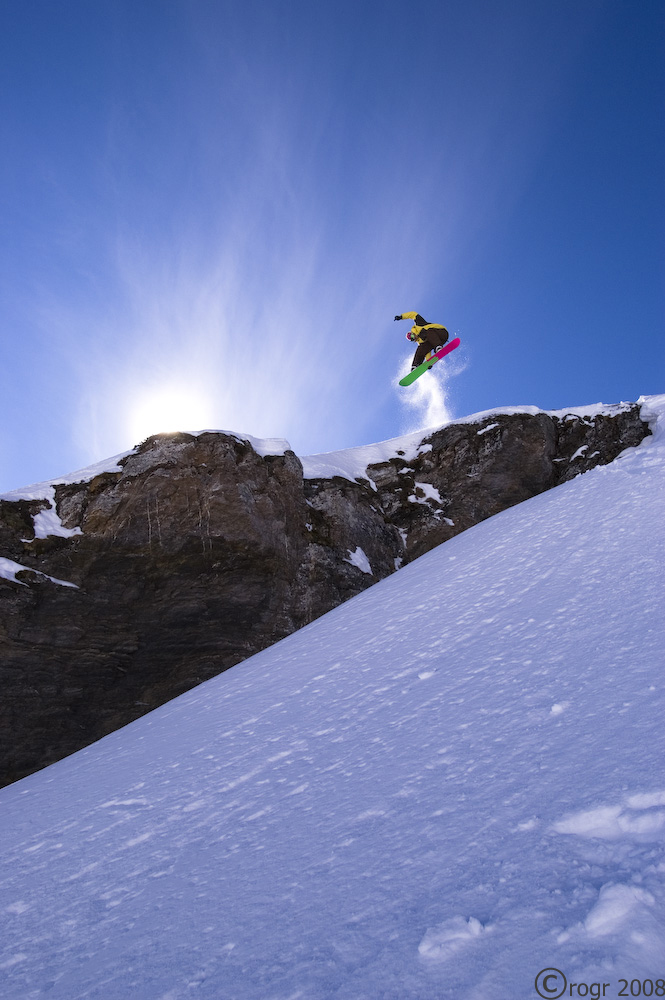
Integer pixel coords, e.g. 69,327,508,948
1,0,663,491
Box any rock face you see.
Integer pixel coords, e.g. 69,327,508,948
0,402,650,786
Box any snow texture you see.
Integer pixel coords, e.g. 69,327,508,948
0,394,663,999
31,504,83,540
409,481,443,505
186,429,291,458
299,427,429,485
0,452,132,503
18,486,83,541
0,557,78,588
344,546,373,575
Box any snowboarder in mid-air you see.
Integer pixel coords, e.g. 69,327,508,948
395,312,461,387
394,311,450,370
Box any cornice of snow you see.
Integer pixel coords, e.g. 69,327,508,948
1,396,659,501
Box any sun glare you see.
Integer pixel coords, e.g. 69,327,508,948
128,386,214,445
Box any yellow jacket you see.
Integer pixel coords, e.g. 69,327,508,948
396,311,447,344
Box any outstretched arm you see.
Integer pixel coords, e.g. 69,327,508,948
395,311,423,322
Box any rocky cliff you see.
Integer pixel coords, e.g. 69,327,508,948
0,400,651,786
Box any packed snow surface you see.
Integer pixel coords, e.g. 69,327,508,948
0,396,664,999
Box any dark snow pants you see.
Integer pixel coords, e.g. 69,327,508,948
412,327,449,368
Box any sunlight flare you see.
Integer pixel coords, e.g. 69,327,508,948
127,385,214,444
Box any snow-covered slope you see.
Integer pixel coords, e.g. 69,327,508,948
1,396,664,1000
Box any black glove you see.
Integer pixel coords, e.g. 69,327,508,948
394,315,401,321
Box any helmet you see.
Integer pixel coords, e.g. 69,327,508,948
406,330,414,342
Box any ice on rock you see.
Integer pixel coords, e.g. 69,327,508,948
344,545,373,575
408,481,442,505
31,495,83,540
0,556,78,588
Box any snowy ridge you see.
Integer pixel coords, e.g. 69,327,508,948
299,398,640,483
0,431,290,504
0,451,133,503
0,399,643,502
0,395,663,999
299,425,431,485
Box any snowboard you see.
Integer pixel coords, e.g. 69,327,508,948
399,337,461,386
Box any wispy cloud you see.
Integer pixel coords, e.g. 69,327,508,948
14,2,594,477
67,91,445,462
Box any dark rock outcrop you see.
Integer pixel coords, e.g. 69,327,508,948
0,402,651,786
